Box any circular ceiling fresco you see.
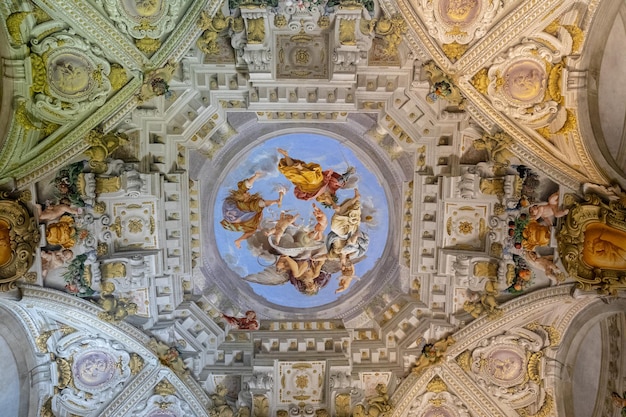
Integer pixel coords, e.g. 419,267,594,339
212,133,389,309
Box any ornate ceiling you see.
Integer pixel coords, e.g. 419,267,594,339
0,0,625,416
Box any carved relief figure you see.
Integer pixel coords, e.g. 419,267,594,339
73,351,116,388
412,336,455,375
365,383,393,417
37,201,81,222
50,58,90,95
441,0,479,22
423,61,465,107
464,278,500,317
504,62,545,102
524,250,564,283
98,283,138,322
197,10,233,55
137,61,177,102
472,132,514,168
582,223,626,270
489,356,522,381
149,339,188,374
41,249,74,278
209,384,235,417
134,0,161,16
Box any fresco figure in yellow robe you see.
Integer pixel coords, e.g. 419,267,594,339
221,172,284,248
277,148,354,207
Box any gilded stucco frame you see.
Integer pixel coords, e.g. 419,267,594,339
558,193,626,294
0,195,39,291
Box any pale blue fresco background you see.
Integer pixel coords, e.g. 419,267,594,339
213,133,389,308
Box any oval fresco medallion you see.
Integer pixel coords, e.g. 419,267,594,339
502,60,546,105
438,0,481,27
47,52,94,100
485,348,525,385
72,350,118,391
213,133,389,309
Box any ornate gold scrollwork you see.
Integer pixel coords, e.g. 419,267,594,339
375,14,407,58
558,192,626,295
0,197,39,291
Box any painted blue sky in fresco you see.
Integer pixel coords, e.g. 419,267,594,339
213,133,389,308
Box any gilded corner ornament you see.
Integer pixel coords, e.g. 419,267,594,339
137,61,178,103
442,42,468,62
412,336,455,375
197,10,235,55
374,14,407,58
423,61,465,109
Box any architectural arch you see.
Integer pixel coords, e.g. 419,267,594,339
577,0,626,186
554,296,626,417
0,304,39,417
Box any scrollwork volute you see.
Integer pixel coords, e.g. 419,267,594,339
482,34,572,131
28,31,113,124
464,327,550,409
49,335,138,415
